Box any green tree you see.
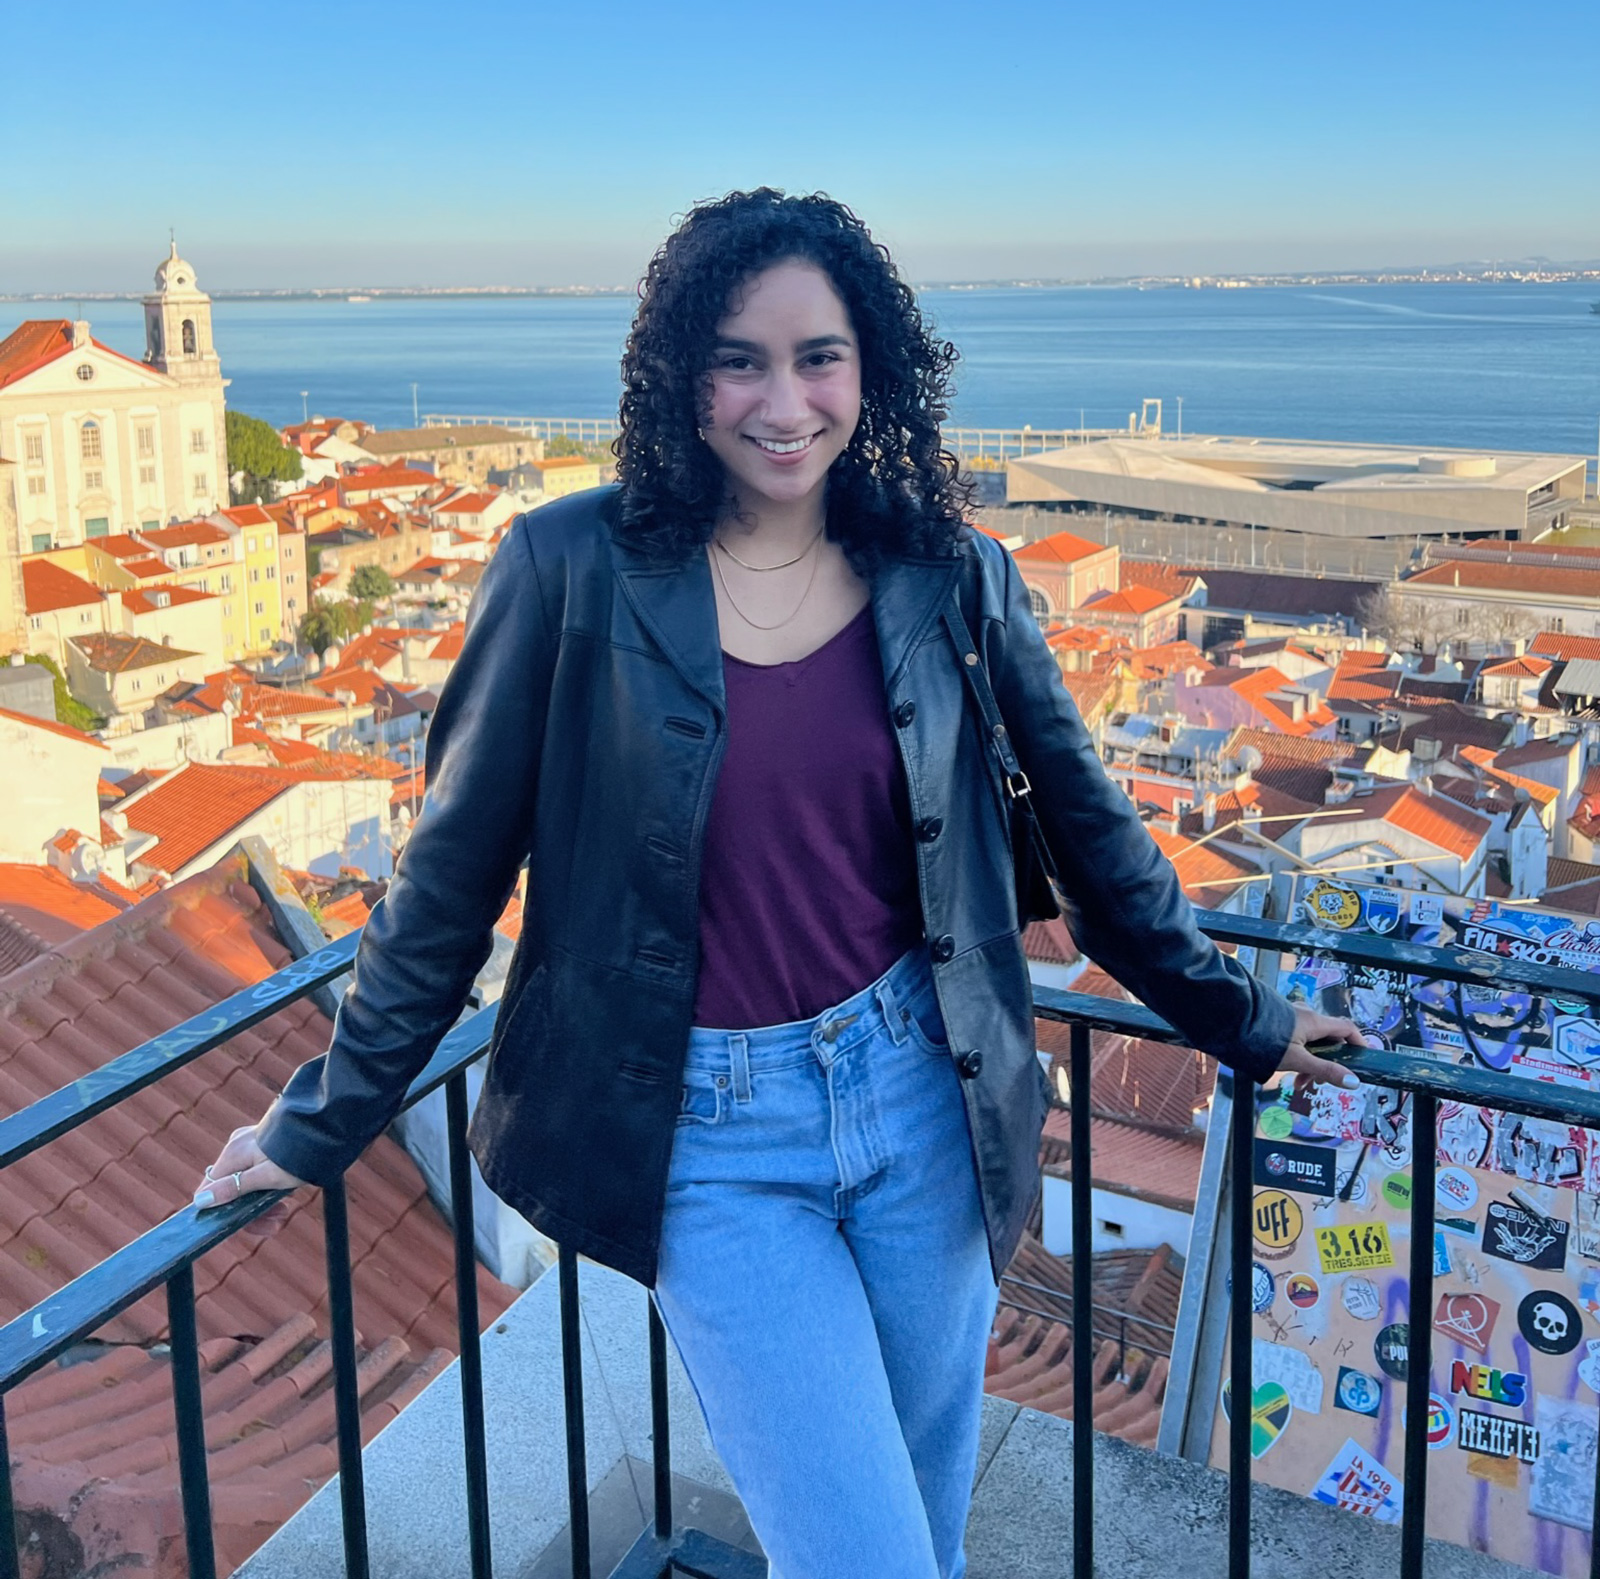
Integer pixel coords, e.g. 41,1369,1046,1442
298,603,343,656
23,654,105,733
227,409,303,504
544,433,609,462
348,564,394,602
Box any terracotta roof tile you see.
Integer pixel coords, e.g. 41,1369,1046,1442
70,632,198,674
1014,530,1107,565
0,864,124,973
0,319,74,389
0,706,106,749
1532,632,1600,662
121,584,215,615
1079,582,1177,617
1146,826,1264,906
1407,560,1600,600
21,559,104,615
141,521,232,550
1043,1109,1207,1209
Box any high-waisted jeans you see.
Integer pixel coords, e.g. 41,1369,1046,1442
652,946,998,1579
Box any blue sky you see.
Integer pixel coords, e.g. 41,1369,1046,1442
4,0,1597,292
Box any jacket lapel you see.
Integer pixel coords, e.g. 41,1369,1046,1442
615,548,728,716
872,552,964,692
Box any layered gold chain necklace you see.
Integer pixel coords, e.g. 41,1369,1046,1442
710,524,827,631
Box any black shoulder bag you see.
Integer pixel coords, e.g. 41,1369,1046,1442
941,598,1065,927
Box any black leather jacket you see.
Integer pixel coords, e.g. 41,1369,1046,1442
257,486,1293,1286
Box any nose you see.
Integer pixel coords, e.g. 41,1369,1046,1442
761,367,811,430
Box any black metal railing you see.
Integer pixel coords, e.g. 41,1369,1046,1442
3,909,1600,1579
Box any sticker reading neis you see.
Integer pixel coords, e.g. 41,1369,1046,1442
1316,1221,1394,1275
1253,1190,1304,1257
1253,1139,1336,1198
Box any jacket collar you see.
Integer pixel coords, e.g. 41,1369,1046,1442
614,532,964,715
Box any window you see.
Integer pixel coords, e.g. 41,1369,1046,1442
26,476,46,496
142,520,159,532
32,533,51,552
192,472,208,497
181,319,197,355
266,564,276,580
254,600,265,615
139,465,157,485
81,422,102,461
246,536,256,553
83,471,103,491
24,434,44,465
286,572,295,585
1028,587,1049,621
84,518,110,539
1552,618,1566,634
190,428,207,455
220,573,232,592
136,425,155,458
1456,608,1471,627
131,677,142,693
251,567,260,583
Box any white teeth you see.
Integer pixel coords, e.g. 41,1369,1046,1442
752,435,814,454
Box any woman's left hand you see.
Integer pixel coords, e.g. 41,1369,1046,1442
1273,1006,1369,1091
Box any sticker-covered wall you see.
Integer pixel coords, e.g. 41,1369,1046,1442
1207,879,1600,1574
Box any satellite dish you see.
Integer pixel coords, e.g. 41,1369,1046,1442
1238,744,1264,774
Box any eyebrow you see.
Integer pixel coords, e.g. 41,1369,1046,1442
711,334,854,353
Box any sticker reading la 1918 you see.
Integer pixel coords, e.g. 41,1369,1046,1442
1316,1222,1394,1275
1483,1200,1569,1271
1253,1139,1336,1197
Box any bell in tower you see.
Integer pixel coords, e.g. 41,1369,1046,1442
143,238,221,384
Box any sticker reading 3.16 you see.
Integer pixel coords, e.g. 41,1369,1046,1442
1316,1222,1395,1275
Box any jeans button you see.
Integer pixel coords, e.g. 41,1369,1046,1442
930,933,956,963
894,700,917,728
917,816,944,843
957,1049,984,1079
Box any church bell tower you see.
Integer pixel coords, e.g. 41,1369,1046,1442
143,239,221,385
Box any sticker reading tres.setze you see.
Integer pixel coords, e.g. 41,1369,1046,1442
1316,1221,1394,1275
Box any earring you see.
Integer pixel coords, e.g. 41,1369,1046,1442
696,426,707,440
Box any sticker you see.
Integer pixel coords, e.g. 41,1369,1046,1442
1364,888,1401,935
1310,1437,1403,1523
1439,1216,1478,1238
1519,1290,1582,1356
1333,1161,1371,1208
1315,1222,1394,1275
1252,1337,1324,1414
1433,1230,1453,1279
1458,1409,1539,1463
1483,1199,1569,1271
1450,1359,1527,1409
1436,1167,1478,1212
1285,1273,1320,1310
1374,1323,1410,1381
1579,1272,1600,1322
1335,1366,1383,1416
1529,1395,1598,1529
1434,1293,1501,1356
1426,1394,1454,1448
1438,1104,1495,1170
1578,1340,1600,1395
1304,880,1363,931
1222,1380,1293,1458
1381,1173,1412,1211
1409,892,1443,927
1577,1193,1600,1262
1253,1191,1304,1258
1252,1262,1275,1314
1258,1103,1294,1141
1467,1451,1521,1489
1254,1140,1336,1197
1342,1277,1381,1322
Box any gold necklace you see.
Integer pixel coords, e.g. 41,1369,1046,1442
713,522,826,571
710,534,824,631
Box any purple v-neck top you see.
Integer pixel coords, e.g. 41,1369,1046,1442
691,604,924,1030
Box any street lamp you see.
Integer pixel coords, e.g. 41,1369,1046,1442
299,390,309,424
1176,396,1184,441
411,383,420,426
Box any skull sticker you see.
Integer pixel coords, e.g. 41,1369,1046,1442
1518,1289,1582,1356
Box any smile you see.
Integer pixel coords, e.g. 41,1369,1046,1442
747,434,818,455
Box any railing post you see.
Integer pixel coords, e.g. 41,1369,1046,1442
1400,1089,1438,1579
166,1265,218,1579
1069,1020,1094,1578
649,1299,673,1539
446,1072,493,1579
0,1396,18,1579
1228,1073,1254,1579
323,1180,371,1579
558,1245,591,1579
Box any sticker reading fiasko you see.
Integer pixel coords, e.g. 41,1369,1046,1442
1317,1222,1395,1274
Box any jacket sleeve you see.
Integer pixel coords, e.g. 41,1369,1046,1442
256,516,554,1183
985,541,1294,1083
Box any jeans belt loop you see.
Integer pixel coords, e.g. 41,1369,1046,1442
730,1032,752,1104
874,977,908,1046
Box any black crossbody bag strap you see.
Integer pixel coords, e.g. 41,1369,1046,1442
942,599,1065,920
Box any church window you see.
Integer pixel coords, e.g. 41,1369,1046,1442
76,363,95,382
84,518,109,539
81,422,102,462
32,534,51,552
136,425,155,458
83,471,103,491
190,428,207,454
192,472,208,497
139,466,157,485
24,434,44,465
27,476,47,496
182,320,197,355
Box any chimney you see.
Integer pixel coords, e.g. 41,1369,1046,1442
72,320,91,348
1513,636,1526,658
1514,716,1530,748
1202,792,1218,833
1420,776,1434,797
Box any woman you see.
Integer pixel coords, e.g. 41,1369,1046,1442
198,189,1361,1579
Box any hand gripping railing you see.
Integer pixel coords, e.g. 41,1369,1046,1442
4,911,1600,1579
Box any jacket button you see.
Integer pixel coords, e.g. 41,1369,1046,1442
957,1049,984,1079
930,934,956,963
893,700,917,728
917,816,944,843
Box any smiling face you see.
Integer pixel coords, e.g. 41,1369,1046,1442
701,259,862,518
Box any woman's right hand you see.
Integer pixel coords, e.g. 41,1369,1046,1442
193,1124,309,1236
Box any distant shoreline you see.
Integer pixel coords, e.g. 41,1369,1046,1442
6,268,1600,304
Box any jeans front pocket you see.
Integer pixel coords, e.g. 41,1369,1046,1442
676,1071,725,1127
899,983,951,1058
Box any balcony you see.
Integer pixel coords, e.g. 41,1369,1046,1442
3,869,1599,1579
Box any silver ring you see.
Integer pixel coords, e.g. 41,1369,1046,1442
232,1172,243,1193
204,1165,215,1180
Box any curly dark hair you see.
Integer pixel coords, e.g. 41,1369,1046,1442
614,189,973,567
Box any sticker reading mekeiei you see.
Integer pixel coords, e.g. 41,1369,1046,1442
1252,1337,1324,1414
1529,1395,1599,1531
1310,1437,1403,1525
1457,1409,1540,1464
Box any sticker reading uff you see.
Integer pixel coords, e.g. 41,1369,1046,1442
1253,1190,1304,1259
1316,1222,1394,1275
1458,1409,1541,1464
1253,1139,1336,1198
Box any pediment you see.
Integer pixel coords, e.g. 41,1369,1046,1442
6,339,173,397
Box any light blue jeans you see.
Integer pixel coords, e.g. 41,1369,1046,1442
653,946,998,1579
